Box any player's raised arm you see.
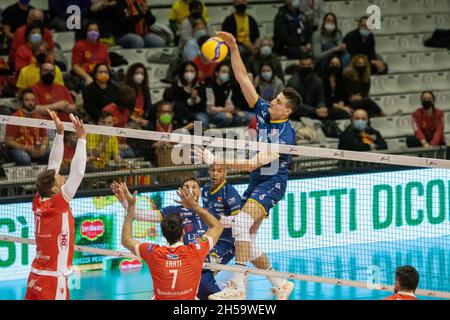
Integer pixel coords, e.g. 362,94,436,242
175,187,223,247
61,114,86,202
111,181,162,223
195,147,279,173
119,182,140,256
216,31,258,107
47,110,65,172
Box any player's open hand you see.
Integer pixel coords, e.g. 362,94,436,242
119,182,137,207
48,110,64,135
111,181,126,203
216,31,237,49
70,114,86,139
175,187,199,210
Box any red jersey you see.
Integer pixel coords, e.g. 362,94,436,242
5,109,47,147
31,193,74,277
71,40,111,74
102,103,130,128
192,56,218,83
412,107,444,146
9,26,54,67
137,236,213,300
383,293,418,300
31,82,74,122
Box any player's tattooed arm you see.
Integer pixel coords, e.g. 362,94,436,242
111,181,162,223
119,182,140,256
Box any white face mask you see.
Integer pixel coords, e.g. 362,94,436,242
324,23,336,32
184,71,196,83
133,74,144,84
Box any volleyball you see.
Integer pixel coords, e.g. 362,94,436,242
201,37,229,62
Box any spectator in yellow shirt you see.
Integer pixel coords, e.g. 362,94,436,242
87,111,123,170
16,40,64,94
169,0,208,43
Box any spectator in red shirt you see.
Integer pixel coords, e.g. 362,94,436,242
102,85,136,158
32,62,77,122
14,21,45,73
9,9,55,70
192,35,219,83
72,21,111,87
4,88,49,165
407,91,445,148
61,132,77,173
383,266,419,300
124,62,152,129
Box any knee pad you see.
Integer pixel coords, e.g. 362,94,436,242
250,234,263,261
232,211,253,242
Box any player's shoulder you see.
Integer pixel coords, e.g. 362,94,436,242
201,183,211,194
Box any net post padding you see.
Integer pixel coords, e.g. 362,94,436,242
1,235,449,299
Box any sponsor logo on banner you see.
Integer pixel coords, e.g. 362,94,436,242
80,219,105,241
119,259,142,271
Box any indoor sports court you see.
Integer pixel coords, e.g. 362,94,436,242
1,0,450,301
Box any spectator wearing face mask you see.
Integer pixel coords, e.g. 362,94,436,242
246,37,284,82
192,35,220,83
274,0,313,59
221,0,260,59
287,54,329,120
312,12,350,71
1,0,33,46
32,62,77,122
9,9,55,71
407,91,445,148
72,21,111,87
170,61,207,127
179,1,207,52
255,61,285,101
320,54,352,119
169,0,209,44
298,0,325,31
343,54,371,99
338,109,387,151
124,62,152,129
183,18,208,62
17,41,64,92
14,21,45,73
83,63,118,123
205,63,254,127
343,16,387,75
4,88,49,166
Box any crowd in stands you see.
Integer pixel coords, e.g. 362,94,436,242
0,0,447,173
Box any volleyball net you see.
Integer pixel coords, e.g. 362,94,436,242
0,114,449,299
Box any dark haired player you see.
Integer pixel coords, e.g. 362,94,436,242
383,266,419,300
25,110,86,300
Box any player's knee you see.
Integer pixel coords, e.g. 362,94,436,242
249,234,263,261
232,211,253,242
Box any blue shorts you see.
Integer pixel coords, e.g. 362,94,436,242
204,239,235,266
242,179,286,216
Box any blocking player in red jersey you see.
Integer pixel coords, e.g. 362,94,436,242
24,110,87,300
119,182,223,300
383,265,419,300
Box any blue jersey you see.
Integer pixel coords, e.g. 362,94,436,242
159,205,208,244
250,96,295,187
201,181,241,244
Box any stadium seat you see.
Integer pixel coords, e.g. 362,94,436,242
208,6,233,25
383,52,438,73
336,119,351,132
259,22,274,38
324,1,356,19
252,4,280,22
444,112,450,133
370,115,414,138
147,64,170,88
33,0,48,10
435,91,450,111
370,74,401,96
53,32,76,52
386,137,408,150
150,88,164,103
373,94,417,115
433,51,450,70
412,14,450,33
111,49,146,67
375,34,434,54
0,0,15,10
152,8,170,25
